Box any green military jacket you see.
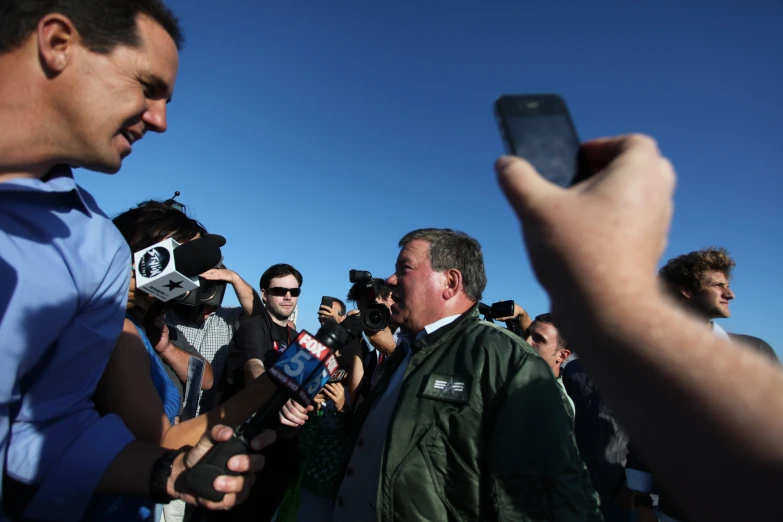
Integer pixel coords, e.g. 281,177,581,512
351,305,602,522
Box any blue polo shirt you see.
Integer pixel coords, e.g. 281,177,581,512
0,167,134,521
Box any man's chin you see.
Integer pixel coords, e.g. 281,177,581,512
78,158,123,175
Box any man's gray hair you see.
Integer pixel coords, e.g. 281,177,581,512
399,228,486,302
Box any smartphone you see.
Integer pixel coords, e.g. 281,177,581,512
320,296,334,309
494,94,590,187
490,300,515,319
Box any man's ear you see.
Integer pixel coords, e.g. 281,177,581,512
442,269,462,300
557,348,571,365
260,289,268,304
37,13,79,76
679,286,693,299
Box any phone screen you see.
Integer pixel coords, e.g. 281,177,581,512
504,113,580,188
496,95,584,188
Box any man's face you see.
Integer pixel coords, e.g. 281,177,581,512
525,321,569,375
331,301,346,323
60,14,179,173
386,239,448,333
687,270,735,319
262,274,300,322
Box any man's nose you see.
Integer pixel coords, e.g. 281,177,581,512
143,100,168,133
386,274,397,286
725,287,735,300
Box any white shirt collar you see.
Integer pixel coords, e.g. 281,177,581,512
711,321,731,341
416,314,462,341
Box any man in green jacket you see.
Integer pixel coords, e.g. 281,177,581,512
333,228,601,522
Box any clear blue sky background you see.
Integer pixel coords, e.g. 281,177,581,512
80,0,783,354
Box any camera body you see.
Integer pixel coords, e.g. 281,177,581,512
348,269,391,334
170,264,228,320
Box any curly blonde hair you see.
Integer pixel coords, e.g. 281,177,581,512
659,247,735,297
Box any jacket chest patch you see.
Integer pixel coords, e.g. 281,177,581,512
422,374,472,404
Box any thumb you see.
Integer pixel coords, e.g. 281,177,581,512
495,156,561,220
184,425,232,468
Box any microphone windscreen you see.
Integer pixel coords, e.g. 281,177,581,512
204,234,227,248
174,238,222,277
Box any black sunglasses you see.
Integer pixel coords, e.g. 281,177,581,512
268,287,301,297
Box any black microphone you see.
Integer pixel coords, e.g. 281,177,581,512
173,237,222,277
184,321,349,501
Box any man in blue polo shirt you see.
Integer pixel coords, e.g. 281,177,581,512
0,2,269,520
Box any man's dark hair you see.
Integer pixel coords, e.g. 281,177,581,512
532,313,567,349
113,200,206,255
399,228,486,302
346,278,390,306
325,297,346,316
659,247,736,298
260,264,303,291
0,0,184,55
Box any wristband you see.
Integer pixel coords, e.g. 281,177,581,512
150,449,184,504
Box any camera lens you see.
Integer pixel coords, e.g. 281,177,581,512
367,309,382,326
200,280,217,302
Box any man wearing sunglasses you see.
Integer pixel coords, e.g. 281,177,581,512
216,263,303,522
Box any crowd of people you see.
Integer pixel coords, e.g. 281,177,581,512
1,2,782,522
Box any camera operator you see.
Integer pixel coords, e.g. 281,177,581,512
342,276,400,396
167,260,258,416
492,300,533,336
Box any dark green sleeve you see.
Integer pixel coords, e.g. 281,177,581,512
486,351,602,522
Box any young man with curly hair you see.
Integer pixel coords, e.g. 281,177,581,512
658,247,736,332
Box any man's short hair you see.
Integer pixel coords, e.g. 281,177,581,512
399,228,486,302
659,247,736,297
0,0,184,55
532,313,567,349
260,264,303,291
328,297,346,316
346,278,391,305
113,200,207,255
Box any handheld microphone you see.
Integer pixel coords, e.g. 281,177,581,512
184,321,348,501
133,237,222,302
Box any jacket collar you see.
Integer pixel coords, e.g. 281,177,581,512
409,304,480,356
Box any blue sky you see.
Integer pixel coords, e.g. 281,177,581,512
79,0,783,353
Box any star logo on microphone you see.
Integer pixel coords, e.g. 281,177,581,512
164,280,183,291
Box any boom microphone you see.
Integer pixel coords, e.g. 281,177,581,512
173,238,222,277
184,321,349,501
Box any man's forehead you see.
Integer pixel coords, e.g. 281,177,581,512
398,240,430,262
134,14,179,96
269,274,299,286
530,321,557,338
702,270,729,283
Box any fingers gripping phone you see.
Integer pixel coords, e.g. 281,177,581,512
494,94,591,187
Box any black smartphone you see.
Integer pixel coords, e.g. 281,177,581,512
494,94,590,187
490,300,515,319
320,296,334,309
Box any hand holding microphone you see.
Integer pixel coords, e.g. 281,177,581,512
184,321,349,501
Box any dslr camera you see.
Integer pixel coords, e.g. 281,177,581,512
348,269,391,334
